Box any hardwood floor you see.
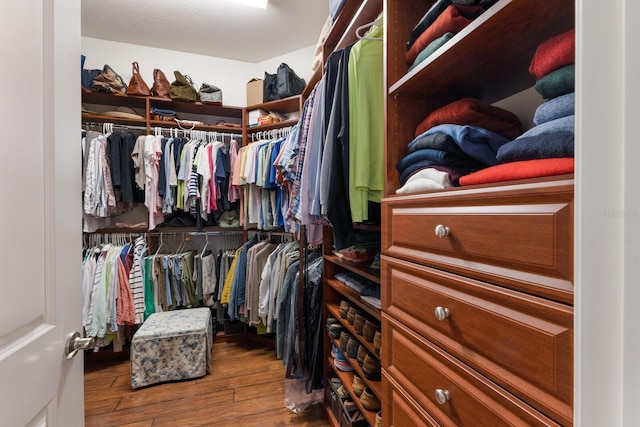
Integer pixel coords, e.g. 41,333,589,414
84,334,329,427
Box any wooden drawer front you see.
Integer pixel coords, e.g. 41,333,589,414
381,179,573,303
382,256,573,425
382,314,562,427
382,371,440,427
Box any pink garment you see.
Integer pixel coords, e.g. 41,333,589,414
144,135,164,230
228,139,242,202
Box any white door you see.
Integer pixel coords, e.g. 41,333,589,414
0,1,83,426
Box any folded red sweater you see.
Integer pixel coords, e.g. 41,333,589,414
459,158,574,186
529,28,575,80
415,98,523,140
405,5,485,65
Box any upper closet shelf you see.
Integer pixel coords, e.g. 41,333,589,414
389,0,575,104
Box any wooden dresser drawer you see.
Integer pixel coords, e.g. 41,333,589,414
382,256,573,425
382,314,563,426
381,178,574,303
382,371,440,427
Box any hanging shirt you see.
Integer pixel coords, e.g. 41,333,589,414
348,17,385,222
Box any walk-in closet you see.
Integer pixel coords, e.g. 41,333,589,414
3,1,640,426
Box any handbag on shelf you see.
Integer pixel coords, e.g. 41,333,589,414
276,63,306,99
263,71,278,102
198,82,223,104
170,71,198,102
126,62,151,96
151,68,171,99
92,64,128,94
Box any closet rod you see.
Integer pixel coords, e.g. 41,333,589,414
153,125,242,135
148,230,244,236
82,122,147,132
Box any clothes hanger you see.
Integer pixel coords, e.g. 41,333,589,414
200,233,209,257
154,234,164,257
356,14,384,41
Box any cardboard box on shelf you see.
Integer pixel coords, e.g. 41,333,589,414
246,78,264,106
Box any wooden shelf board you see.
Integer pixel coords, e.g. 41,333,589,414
326,279,381,322
324,255,381,285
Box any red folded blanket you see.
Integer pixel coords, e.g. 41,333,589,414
405,5,485,65
415,98,523,139
529,28,575,80
459,158,574,186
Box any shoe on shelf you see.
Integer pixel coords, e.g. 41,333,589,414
360,387,381,411
352,374,365,397
339,300,350,319
375,410,382,427
354,314,366,335
356,344,367,366
339,330,353,352
328,323,345,339
373,330,382,356
326,316,340,329
346,336,360,359
363,353,381,381
347,306,361,325
331,343,339,359
363,319,380,342
334,348,354,372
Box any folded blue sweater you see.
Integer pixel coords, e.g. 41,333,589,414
533,92,575,125
419,124,511,166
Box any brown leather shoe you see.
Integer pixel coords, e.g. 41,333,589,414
339,330,352,352
373,330,382,356
352,374,365,397
347,306,361,325
360,387,381,411
363,319,380,342
363,353,381,381
356,344,367,366
354,314,366,335
346,336,359,359
339,300,350,319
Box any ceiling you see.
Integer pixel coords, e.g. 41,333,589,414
81,0,331,63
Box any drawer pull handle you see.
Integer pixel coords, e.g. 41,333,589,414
434,306,450,321
435,389,450,405
434,224,450,238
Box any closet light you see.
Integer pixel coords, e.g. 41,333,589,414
218,0,268,9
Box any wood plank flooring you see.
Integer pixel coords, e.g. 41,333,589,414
84,334,329,427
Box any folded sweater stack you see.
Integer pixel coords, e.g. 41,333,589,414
460,29,576,186
405,1,495,69
395,98,522,193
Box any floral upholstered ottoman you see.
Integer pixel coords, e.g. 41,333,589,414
130,308,213,389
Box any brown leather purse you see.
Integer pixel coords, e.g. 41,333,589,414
126,62,151,96
151,68,171,99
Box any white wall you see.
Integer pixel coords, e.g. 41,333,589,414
82,37,317,107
